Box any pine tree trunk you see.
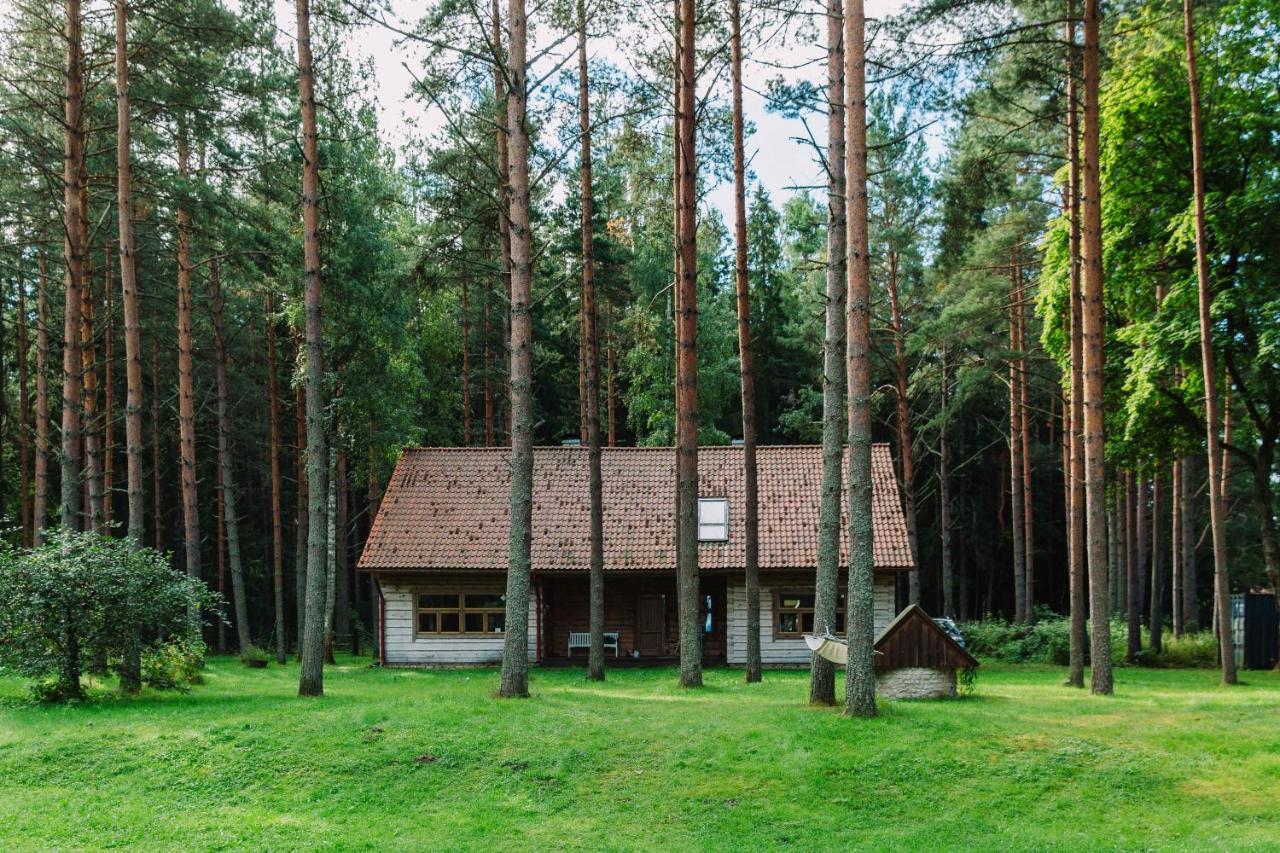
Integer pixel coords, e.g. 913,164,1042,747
729,0,762,685
176,132,202,629
1180,455,1198,629
1065,8,1086,685
578,0,607,683
887,251,920,607
492,0,512,448
606,313,617,447
940,352,955,619
17,253,30,546
322,448,338,665
215,462,227,653
1009,248,1026,625
151,336,163,551
1151,470,1166,653
810,0,844,703
294,335,308,653
211,258,252,655
267,293,286,663
499,0,534,699
1126,471,1141,662
461,273,471,445
34,255,50,546
1136,476,1149,632
297,0,331,697
103,261,115,529
115,0,145,546
675,0,702,690
60,0,86,531
82,250,104,532
1081,0,1113,694
1171,456,1183,637
843,0,877,718
336,452,351,651
1019,260,1035,626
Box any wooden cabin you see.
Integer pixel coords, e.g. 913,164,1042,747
357,445,915,667
873,605,979,698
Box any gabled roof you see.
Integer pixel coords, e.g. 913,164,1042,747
358,444,914,573
874,605,979,670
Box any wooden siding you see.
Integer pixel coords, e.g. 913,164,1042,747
726,573,896,666
380,575,536,666
874,605,979,670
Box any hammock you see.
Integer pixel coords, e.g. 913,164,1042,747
804,633,848,666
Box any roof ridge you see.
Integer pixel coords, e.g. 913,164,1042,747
401,443,894,452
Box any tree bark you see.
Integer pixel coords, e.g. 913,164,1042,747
82,248,103,532
1009,246,1026,624
337,452,351,651
844,0,877,717
810,0,844,707
1126,471,1141,662
1171,456,1183,637
294,331,308,653
1065,8,1086,684
103,259,115,529
1019,259,1035,627
322,448,338,665
887,250,920,607
215,461,227,652
1081,0,1113,693
577,0,606,683
297,0,331,697
34,254,50,545
675,0,702,690
211,258,251,654
60,0,86,531
462,273,471,445
729,0,761,685
175,131,202,626
267,292,286,663
492,0,512,448
499,0,534,699
940,352,955,618
1151,469,1166,653
150,336,163,551
115,0,144,546
17,251,30,546
1180,455,1198,629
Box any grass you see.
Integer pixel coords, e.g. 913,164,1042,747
1,659,1278,851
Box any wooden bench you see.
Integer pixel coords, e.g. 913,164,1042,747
568,631,620,657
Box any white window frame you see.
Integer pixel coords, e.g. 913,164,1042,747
697,497,730,542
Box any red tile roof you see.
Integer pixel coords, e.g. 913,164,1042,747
358,444,914,572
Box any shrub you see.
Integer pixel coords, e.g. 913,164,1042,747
142,639,207,691
0,530,220,701
240,645,269,668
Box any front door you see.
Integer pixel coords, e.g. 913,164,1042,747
637,594,666,657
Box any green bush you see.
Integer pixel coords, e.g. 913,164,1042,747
962,612,1222,668
141,639,207,691
240,645,269,668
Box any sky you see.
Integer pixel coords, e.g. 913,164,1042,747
268,0,911,222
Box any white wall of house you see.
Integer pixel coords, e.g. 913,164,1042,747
725,573,897,666
380,578,537,666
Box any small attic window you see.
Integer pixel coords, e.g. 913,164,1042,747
698,498,729,542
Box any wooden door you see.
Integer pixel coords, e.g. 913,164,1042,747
637,594,666,657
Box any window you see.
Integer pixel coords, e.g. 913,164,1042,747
773,589,845,638
416,591,506,636
698,498,729,541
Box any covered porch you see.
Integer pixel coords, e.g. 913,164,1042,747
536,573,727,665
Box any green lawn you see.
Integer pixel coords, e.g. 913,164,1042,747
1,659,1277,851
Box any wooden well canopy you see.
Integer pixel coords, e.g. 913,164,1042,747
873,605,979,671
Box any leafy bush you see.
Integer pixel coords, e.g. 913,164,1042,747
240,645,269,668
141,639,207,691
0,530,220,701
1135,632,1221,668
962,611,1222,668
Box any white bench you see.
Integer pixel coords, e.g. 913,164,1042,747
568,631,620,657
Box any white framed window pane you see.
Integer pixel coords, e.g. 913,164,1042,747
698,498,727,525
699,523,726,540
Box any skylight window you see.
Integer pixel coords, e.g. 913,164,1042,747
698,498,729,542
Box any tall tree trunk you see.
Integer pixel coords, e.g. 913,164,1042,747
211,258,251,654
1171,456,1183,637
1183,0,1236,685
729,0,761,684
1081,0,1113,694
34,255,50,545
940,351,955,618
499,0,534,699
82,249,103,531
1136,476,1149,629
675,0,702,690
606,312,616,447
267,295,286,663
1180,455,1198,629
578,0,607,683
103,259,115,529
176,131,202,626
151,336,163,551
294,334,308,654
843,0,876,718
1065,6,1086,685
811,0,844,707
887,250,920,607
322,447,338,665
297,0,331,697
368,426,382,661
461,273,471,445
484,296,494,447
336,452,351,652
1126,471,1141,661
116,0,145,546
215,461,227,652
1151,469,1166,653
18,252,30,546
492,0,512,448
1019,260,1035,627
1009,247,1026,624
60,0,85,531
